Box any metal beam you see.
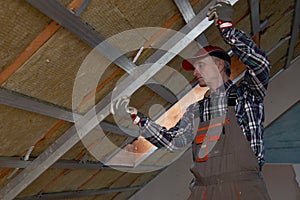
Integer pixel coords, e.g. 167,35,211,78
286,0,300,68
15,185,142,200
173,0,209,46
25,0,177,104
0,87,136,136
0,156,161,171
0,1,239,199
248,0,260,35
0,87,80,122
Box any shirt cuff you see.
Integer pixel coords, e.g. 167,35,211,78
217,20,233,30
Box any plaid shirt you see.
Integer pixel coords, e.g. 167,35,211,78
138,27,271,167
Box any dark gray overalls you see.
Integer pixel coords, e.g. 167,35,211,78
188,97,271,199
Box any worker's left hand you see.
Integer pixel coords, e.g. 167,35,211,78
207,0,233,25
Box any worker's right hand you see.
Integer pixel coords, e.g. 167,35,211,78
111,96,140,125
207,0,233,28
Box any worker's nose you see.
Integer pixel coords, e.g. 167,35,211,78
193,68,200,76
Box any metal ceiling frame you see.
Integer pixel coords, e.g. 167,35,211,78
173,0,209,46
286,0,300,68
15,185,143,200
0,156,161,171
0,1,240,198
248,0,260,35
25,0,178,104
0,87,135,136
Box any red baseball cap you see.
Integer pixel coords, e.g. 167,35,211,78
182,45,231,71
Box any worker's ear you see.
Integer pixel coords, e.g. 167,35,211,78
217,59,225,72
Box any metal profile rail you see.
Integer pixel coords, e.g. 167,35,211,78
173,0,209,46
26,0,177,104
286,0,300,68
0,87,136,136
0,156,161,171
248,0,260,35
0,1,239,199
15,185,143,200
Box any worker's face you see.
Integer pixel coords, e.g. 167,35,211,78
193,56,224,87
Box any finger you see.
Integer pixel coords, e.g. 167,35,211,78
217,0,231,5
116,96,128,109
110,102,115,115
127,107,137,115
207,12,217,21
208,5,218,11
121,99,130,111
207,8,217,15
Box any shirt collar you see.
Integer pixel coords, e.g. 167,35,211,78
204,80,233,97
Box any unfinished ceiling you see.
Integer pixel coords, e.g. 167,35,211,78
0,0,299,199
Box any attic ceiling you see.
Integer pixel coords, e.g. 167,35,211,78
0,0,300,199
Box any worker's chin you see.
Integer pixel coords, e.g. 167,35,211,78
198,81,207,87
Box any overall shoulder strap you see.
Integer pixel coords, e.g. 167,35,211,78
227,84,238,106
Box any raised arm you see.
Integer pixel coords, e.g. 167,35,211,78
221,28,271,100
207,0,271,100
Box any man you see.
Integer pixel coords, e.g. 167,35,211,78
112,0,271,199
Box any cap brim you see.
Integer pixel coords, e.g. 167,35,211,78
182,59,195,71
182,50,231,71
182,54,209,71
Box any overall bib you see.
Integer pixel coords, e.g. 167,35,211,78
188,106,271,200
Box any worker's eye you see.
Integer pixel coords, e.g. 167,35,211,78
194,63,203,68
